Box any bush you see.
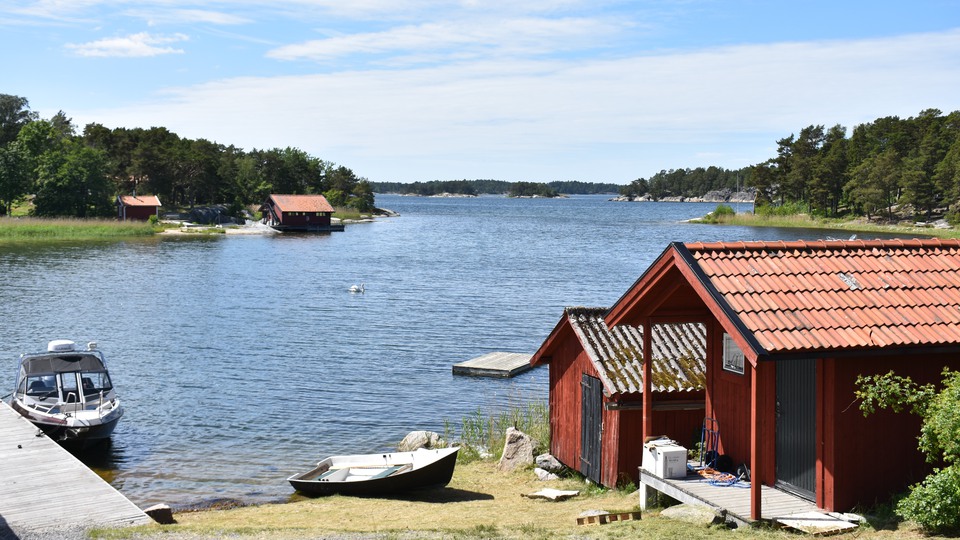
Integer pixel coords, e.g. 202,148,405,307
700,204,735,224
896,464,960,533
755,201,809,217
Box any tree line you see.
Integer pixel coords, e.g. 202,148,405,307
620,109,960,224
0,94,375,218
370,179,621,196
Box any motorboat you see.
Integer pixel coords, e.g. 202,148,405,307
10,339,123,446
288,446,459,496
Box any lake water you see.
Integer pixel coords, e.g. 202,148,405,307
0,195,863,507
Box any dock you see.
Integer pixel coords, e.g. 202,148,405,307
641,468,860,533
0,402,151,537
452,352,534,378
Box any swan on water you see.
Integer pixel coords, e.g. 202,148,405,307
349,283,365,293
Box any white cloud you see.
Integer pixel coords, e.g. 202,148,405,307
66,31,189,57
145,9,251,26
267,17,621,62
77,29,960,181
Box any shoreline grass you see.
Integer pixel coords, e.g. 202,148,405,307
0,217,158,242
696,211,960,239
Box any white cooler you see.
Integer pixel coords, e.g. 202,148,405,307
641,439,687,479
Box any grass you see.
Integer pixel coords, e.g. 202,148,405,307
0,216,158,242
91,459,939,539
694,210,960,239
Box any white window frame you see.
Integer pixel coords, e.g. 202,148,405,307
722,333,745,375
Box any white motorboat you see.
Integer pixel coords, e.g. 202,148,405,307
10,340,123,446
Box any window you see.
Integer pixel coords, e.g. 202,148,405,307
722,334,745,375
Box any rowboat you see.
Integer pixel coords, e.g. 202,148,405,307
9,339,123,447
288,447,459,496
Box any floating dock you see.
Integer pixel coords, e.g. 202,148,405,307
0,402,150,537
452,352,534,378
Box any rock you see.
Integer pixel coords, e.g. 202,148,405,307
522,488,580,501
535,453,564,473
397,430,444,451
659,504,725,526
144,503,176,524
497,427,535,472
534,467,559,481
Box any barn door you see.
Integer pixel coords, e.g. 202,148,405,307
775,358,816,500
580,374,603,484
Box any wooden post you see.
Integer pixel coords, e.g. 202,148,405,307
750,361,761,520
642,318,653,440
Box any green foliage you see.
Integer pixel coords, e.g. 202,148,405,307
147,214,159,226
444,401,549,464
507,181,558,198
754,200,809,217
896,464,960,533
0,217,154,242
701,204,735,223
857,368,960,533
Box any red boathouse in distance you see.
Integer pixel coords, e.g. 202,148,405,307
260,194,344,232
117,195,162,221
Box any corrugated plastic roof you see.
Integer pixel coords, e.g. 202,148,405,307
118,195,161,207
269,194,334,213
684,239,960,354
565,307,705,395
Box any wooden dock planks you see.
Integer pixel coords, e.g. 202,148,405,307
0,402,150,536
640,469,818,527
452,352,534,378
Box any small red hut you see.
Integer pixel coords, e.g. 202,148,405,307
117,195,161,221
261,194,341,232
601,239,960,518
530,307,707,488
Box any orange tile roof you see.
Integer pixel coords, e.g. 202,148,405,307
118,195,161,207
269,194,334,213
683,239,960,354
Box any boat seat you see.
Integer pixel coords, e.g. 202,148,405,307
369,465,405,479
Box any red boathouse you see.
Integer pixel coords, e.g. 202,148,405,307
261,194,343,232
117,195,162,221
578,238,960,518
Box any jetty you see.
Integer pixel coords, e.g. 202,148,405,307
0,402,150,537
452,352,534,378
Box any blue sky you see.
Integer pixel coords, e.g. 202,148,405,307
3,1,960,184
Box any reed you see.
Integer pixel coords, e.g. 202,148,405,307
0,217,156,242
445,400,550,463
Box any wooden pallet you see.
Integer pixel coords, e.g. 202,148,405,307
576,511,641,525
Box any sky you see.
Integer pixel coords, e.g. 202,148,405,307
3,1,960,184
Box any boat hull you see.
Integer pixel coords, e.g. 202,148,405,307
11,400,122,446
289,447,458,496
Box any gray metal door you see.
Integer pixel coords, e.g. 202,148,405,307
776,358,816,500
580,374,602,484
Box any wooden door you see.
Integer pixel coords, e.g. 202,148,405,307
580,374,602,484
775,358,817,500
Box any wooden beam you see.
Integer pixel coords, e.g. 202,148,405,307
642,317,653,440
750,362,761,520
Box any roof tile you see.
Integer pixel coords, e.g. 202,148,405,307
687,239,960,354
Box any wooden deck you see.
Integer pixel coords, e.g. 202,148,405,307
452,352,534,378
0,402,150,536
640,468,818,527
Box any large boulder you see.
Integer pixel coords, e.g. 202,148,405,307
497,427,535,472
397,430,444,452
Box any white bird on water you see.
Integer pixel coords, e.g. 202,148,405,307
349,283,365,293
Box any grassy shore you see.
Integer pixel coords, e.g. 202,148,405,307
697,210,960,239
92,459,934,540
0,217,157,242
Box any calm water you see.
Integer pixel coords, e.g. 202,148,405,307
0,195,857,507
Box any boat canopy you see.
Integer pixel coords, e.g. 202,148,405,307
21,354,105,374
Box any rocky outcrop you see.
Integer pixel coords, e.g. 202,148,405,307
397,430,445,452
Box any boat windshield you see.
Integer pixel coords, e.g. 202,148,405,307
80,371,112,397
22,374,57,398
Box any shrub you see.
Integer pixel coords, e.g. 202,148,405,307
896,464,960,533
